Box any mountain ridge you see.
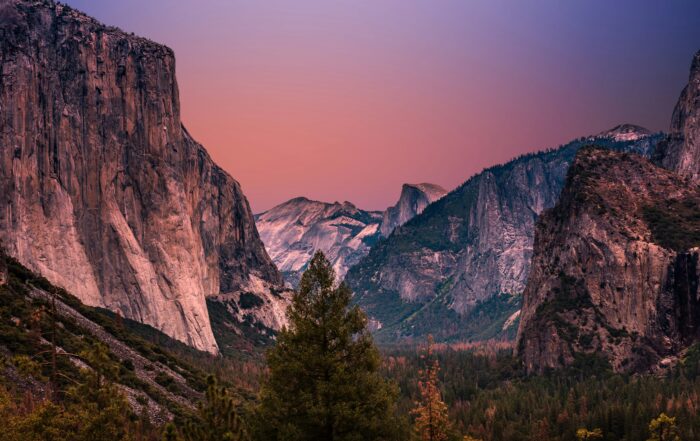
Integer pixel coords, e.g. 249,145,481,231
254,182,445,286
345,126,663,342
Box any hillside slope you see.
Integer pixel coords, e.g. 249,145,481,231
0,248,215,423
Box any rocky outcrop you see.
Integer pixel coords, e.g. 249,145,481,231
345,131,662,342
654,50,700,181
255,197,383,286
0,0,287,353
379,183,446,237
516,148,700,373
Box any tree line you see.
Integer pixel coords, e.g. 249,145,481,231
0,251,696,440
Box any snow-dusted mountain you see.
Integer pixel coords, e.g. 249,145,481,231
255,198,382,287
255,184,446,286
592,124,652,142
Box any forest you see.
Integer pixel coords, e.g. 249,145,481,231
0,251,696,441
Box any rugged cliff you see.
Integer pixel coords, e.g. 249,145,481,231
516,148,700,373
654,50,700,181
345,129,661,342
0,0,287,353
255,198,383,286
379,183,446,237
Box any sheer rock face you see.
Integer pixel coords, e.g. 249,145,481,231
517,148,700,373
379,183,446,238
654,50,700,181
345,132,661,341
0,0,286,353
255,198,383,287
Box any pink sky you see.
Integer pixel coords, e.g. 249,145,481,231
66,0,700,212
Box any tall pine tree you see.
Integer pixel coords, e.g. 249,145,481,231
253,251,398,441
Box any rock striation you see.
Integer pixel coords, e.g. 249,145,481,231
516,147,700,373
0,0,287,353
345,130,662,342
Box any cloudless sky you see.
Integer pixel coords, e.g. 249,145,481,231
65,0,700,212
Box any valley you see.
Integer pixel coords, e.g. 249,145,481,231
0,1,699,440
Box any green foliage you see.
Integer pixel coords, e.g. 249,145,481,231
182,376,249,441
0,344,146,441
384,345,700,441
643,196,700,251
253,251,402,441
163,423,181,441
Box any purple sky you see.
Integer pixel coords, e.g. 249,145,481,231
64,0,700,212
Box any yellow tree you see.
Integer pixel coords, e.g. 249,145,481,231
412,336,450,441
647,413,681,441
576,428,603,440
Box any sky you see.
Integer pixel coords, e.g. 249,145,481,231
65,0,700,212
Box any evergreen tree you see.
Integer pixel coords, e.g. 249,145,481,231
183,376,249,441
412,336,451,441
163,423,181,441
253,251,398,441
68,343,133,441
647,413,681,441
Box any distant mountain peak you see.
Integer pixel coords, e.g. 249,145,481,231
593,124,652,142
255,183,446,286
379,183,447,237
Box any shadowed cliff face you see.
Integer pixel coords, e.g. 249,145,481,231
345,130,661,342
654,50,700,181
516,148,700,373
0,0,286,353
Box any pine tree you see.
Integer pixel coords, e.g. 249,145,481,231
253,251,398,441
183,376,249,441
163,423,180,441
647,413,681,441
412,336,451,441
69,342,133,441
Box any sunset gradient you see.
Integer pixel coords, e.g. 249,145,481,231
65,0,700,212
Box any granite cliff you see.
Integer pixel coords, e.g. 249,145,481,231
654,50,700,181
345,129,661,342
517,50,700,373
379,183,446,237
0,0,288,353
516,147,700,373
